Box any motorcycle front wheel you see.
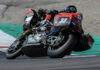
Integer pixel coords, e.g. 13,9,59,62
6,39,22,59
47,34,77,58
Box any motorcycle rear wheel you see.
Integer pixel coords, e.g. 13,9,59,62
47,34,77,58
6,39,22,59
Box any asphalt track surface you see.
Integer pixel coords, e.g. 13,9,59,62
0,53,100,70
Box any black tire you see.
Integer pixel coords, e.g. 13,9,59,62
47,34,77,58
22,45,47,57
6,39,22,59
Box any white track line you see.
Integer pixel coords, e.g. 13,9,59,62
63,54,96,58
0,30,16,52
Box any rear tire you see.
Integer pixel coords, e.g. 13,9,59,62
48,34,77,58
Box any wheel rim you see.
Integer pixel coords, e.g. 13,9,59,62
50,34,68,50
7,40,21,54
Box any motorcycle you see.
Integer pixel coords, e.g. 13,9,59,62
6,9,94,59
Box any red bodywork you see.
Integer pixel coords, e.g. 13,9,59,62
54,12,94,47
54,12,82,33
24,9,34,16
54,12,80,21
54,13,73,19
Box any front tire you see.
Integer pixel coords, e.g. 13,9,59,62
47,34,77,58
6,39,22,59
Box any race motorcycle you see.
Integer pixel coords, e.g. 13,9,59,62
6,9,94,59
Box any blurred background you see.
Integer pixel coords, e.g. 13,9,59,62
0,0,100,35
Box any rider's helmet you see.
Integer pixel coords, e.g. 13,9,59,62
65,5,77,13
38,8,46,20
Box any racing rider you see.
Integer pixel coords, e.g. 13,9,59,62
38,5,84,36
